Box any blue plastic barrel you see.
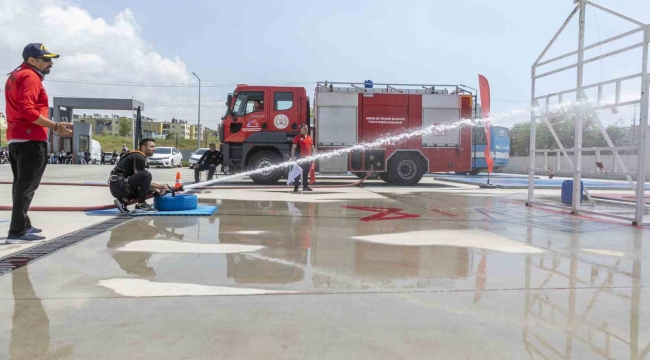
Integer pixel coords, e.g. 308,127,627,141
561,180,584,205
364,80,373,89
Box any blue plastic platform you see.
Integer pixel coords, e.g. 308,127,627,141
86,205,218,217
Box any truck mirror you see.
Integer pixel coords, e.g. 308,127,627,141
227,94,232,107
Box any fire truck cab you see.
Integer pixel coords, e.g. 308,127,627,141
219,81,477,186
219,85,310,184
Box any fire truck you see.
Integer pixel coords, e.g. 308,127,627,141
218,81,478,185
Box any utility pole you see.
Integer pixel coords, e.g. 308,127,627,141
192,72,201,149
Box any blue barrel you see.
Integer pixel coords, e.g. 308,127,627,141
364,80,373,89
561,180,584,205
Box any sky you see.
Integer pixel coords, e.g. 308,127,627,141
1,0,648,130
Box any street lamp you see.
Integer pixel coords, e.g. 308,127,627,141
192,72,201,149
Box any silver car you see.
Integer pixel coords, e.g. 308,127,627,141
188,148,209,168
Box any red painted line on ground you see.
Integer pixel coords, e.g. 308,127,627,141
429,208,459,217
342,206,421,222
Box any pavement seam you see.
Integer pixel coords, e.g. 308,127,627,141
0,216,133,277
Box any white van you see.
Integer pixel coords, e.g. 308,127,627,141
91,139,102,164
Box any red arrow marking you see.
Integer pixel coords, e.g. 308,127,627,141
343,206,420,222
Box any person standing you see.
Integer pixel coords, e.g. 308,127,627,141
290,124,315,193
4,43,72,243
193,143,223,183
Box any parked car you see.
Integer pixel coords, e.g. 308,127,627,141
188,148,209,168
148,146,183,168
102,152,114,164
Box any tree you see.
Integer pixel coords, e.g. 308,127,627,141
166,132,176,140
509,122,530,156
509,109,634,157
118,117,132,137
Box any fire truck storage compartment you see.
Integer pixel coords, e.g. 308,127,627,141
350,150,386,171
421,94,461,147
318,152,348,173
316,92,358,146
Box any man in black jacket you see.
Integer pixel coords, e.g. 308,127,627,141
194,143,223,183
109,138,169,214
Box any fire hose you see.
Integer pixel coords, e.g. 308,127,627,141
0,172,371,211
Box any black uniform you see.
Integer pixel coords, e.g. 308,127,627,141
194,149,223,182
109,151,152,204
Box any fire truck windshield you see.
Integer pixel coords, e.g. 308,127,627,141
231,91,264,117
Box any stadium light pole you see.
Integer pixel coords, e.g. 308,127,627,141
192,72,201,149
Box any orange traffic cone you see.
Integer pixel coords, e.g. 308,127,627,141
175,171,182,189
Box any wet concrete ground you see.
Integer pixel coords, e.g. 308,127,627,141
0,166,649,359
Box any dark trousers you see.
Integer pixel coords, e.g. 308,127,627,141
110,171,152,204
8,141,48,236
194,163,217,182
293,162,312,191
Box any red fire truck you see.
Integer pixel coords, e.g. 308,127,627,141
218,81,478,185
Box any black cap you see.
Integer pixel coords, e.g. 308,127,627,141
22,43,60,61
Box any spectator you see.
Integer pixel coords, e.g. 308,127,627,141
193,143,223,183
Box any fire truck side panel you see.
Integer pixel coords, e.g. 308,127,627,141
359,93,409,143
407,94,423,150
315,92,358,146
315,91,473,174
421,94,461,147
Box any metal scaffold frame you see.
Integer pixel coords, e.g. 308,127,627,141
527,0,650,225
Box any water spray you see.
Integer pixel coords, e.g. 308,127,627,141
184,100,600,190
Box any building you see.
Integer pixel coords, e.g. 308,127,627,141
141,121,163,135
163,120,192,139
0,112,7,130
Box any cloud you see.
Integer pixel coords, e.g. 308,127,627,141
0,0,224,125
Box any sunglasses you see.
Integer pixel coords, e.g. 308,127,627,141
38,57,53,63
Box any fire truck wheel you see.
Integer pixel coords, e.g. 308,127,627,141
468,169,481,176
387,153,426,186
249,151,283,185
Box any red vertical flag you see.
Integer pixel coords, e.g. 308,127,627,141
479,75,494,174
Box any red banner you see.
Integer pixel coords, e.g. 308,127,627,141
479,75,493,174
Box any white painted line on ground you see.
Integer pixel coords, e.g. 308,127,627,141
581,249,626,257
115,240,264,254
353,229,545,254
99,278,297,297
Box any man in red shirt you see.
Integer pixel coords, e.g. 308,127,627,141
4,43,71,243
290,124,315,192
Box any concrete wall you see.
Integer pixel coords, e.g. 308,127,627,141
72,121,92,156
503,153,650,180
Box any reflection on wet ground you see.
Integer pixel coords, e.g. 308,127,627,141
0,190,649,359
